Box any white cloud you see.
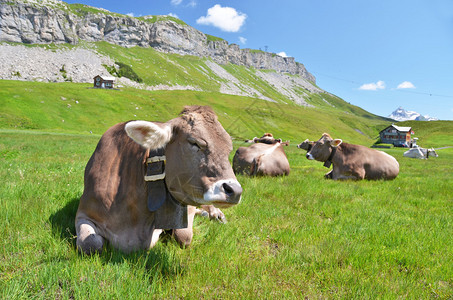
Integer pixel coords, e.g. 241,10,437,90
359,80,386,91
171,0,183,5
277,52,288,57
126,12,134,17
239,36,247,44
397,81,415,89
187,0,197,8
196,4,247,32
168,13,179,19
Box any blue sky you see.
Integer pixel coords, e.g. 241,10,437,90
65,0,453,120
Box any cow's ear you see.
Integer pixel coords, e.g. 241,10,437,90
330,139,342,148
125,121,172,149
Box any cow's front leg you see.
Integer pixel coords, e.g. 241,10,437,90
333,170,363,180
172,205,196,248
336,168,364,180
172,205,227,248
197,205,227,223
76,219,104,255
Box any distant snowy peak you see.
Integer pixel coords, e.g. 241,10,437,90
388,107,438,121
415,114,438,121
389,107,419,121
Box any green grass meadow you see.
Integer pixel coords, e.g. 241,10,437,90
1,80,452,298
1,132,452,298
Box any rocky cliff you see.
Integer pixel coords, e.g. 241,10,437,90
0,0,316,83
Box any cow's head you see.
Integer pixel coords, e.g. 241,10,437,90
125,106,242,208
428,148,439,158
306,133,342,161
297,139,314,151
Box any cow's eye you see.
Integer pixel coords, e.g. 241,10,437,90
188,137,207,151
190,141,200,150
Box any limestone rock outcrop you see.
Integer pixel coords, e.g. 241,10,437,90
0,0,315,83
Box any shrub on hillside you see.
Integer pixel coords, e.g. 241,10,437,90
105,62,143,83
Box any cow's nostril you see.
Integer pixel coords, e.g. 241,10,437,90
222,182,242,202
222,182,234,195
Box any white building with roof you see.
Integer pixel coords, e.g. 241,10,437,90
379,124,413,146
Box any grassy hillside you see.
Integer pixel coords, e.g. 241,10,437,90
1,39,396,137
397,120,453,148
3,79,452,149
0,80,395,145
90,41,388,115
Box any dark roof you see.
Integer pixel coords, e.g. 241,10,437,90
94,75,115,81
380,124,412,133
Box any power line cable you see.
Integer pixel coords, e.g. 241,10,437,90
313,72,453,98
393,88,453,98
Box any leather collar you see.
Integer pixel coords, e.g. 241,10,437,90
145,148,167,211
145,148,188,229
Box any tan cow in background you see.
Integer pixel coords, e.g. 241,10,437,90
233,133,290,176
306,133,399,180
76,106,242,254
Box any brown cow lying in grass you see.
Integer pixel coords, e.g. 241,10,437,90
76,106,242,254
306,133,399,180
233,133,290,176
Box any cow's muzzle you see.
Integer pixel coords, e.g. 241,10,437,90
203,179,242,207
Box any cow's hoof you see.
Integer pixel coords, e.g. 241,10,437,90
217,215,227,224
196,207,227,223
77,234,103,255
208,208,227,224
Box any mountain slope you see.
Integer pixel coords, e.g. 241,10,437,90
0,0,390,119
0,41,319,106
0,0,314,81
0,0,401,143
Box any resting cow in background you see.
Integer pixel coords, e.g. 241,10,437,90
233,133,290,176
403,147,438,159
306,133,399,180
76,106,242,254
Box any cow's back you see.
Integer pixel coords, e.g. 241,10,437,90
233,143,289,176
76,122,154,251
365,148,399,179
404,148,425,159
254,144,290,176
341,144,399,180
